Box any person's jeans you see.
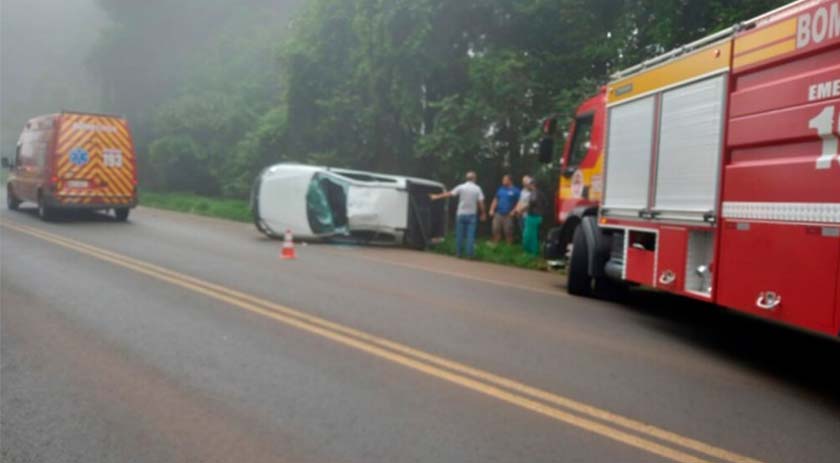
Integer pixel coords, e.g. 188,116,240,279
455,214,478,258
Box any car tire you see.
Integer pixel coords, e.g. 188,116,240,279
37,194,54,221
567,225,593,296
6,186,20,211
114,208,130,222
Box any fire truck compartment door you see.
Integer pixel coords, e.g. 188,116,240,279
654,75,726,219
603,96,656,215
717,221,839,334
656,227,688,291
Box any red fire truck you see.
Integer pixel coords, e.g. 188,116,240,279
540,0,840,337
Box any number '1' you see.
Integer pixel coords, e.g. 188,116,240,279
809,105,840,170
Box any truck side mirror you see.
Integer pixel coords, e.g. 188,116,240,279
538,116,558,164
562,166,576,178
538,138,554,164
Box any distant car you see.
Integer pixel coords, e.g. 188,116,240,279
2,111,138,221
251,163,448,248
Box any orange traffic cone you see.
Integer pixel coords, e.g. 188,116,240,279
281,229,297,260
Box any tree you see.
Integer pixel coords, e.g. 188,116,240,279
87,0,790,199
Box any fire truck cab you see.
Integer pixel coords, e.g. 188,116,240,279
542,0,840,337
541,90,606,266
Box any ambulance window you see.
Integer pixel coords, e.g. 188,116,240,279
568,115,594,168
33,130,49,167
19,132,36,167
19,130,47,168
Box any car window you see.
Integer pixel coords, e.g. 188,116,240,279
307,173,349,234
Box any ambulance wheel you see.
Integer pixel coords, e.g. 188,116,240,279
37,194,54,221
6,186,20,211
114,208,130,222
567,226,593,296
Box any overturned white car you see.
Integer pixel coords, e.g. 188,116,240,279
251,164,448,248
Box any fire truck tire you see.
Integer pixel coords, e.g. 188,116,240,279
6,186,20,211
114,208,130,222
594,276,627,301
37,193,54,222
567,226,593,296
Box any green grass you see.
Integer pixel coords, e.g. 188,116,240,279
431,234,547,271
140,191,252,223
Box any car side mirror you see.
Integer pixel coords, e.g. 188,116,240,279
538,138,554,164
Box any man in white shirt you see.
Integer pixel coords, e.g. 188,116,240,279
513,175,533,231
431,171,487,258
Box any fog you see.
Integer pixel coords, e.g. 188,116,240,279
0,0,302,164
1,0,105,154
0,0,786,200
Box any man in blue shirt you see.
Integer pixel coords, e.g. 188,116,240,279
489,174,521,245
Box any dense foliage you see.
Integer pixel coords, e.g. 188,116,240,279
89,0,787,199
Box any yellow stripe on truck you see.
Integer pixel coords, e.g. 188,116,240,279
733,17,797,56
733,38,797,69
559,155,605,200
608,41,732,104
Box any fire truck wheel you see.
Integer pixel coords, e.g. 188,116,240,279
114,208,130,222
567,226,593,296
6,186,21,211
594,276,627,301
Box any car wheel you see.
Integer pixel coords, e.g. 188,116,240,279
6,186,21,211
567,225,593,296
114,208,130,222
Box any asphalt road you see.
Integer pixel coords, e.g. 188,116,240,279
1,203,838,463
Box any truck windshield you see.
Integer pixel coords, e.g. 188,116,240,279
567,115,594,169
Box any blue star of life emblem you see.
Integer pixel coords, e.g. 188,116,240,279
70,147,89,166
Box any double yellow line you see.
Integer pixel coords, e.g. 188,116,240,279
1,221,764,463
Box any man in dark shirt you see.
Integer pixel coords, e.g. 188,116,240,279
522,179,544,255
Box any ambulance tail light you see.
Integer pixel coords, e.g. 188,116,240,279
49,175,61,192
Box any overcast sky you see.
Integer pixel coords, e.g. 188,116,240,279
1,0,106,150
